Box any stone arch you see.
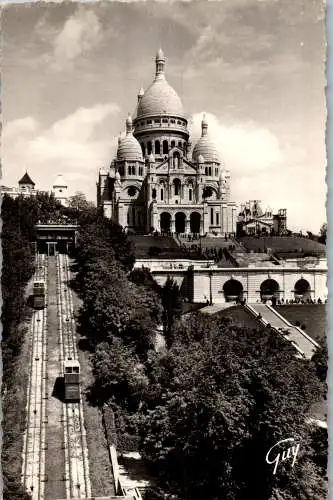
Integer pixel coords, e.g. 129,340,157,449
173,151,181,169
175,212,186,233
260,279,280,300
190,211,201,234
223,279,244,302
294,278,311,299
160,212,171,233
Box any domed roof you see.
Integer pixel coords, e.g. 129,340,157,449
136,50,184,119
117,115,143,161
53,174,67,188
192,115,220,164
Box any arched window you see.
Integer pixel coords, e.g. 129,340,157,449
139,167,143,176
161,188,164,201
152,188,157,199
173,152,180,169
205,167,208,175
209,167,212,176
211,208,214,225
132,166,136,175
147,141,152,155
178,141,182,148
189,188,192,201
215,168,218,176
128,165,131,175
155,140,161,155
173,179,181,196
171,140,175,148
141,143,146,157
163,140,168,154
216,212,219,225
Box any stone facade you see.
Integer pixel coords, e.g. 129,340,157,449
135,258,327,304
97,50,237,236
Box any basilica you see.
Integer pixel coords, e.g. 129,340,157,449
97,49,237,235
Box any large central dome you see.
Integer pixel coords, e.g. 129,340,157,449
135,49,184,119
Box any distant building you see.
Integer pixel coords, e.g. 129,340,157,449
1,171,39,198
237,200,287,236
1,172,69,206
97,49,237,235
52,174,68,206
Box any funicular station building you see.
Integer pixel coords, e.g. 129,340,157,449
34,219,78,255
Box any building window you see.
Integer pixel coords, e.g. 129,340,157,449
147,141,152,155
139,167,143,176
174,179,181,196
171,140,175,148
216,212,219,225
128,166,131,175
215,168,218,176
163,140,168,154
152,188,157,199
205,167,208,175
128,186,136,197
161,188,164,201
162,119,168,123
189,188,192,201
211,208,214,225
141,143,146,156
155,140,160,155
209,167,212,176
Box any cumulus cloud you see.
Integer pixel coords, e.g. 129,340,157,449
52,9,102,69
189,112,325,231
2,103,121,200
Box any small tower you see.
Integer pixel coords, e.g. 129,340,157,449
52,174,68,206
18,171,35,194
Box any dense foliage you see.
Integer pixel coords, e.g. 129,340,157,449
74,212,327,499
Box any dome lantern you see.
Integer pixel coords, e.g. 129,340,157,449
155,48,166,80
135,50,185,119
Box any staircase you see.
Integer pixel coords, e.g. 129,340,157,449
247,303,318,359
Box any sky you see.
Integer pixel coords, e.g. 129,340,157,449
1,0,326,232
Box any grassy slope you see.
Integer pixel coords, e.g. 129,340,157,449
274,305,326,342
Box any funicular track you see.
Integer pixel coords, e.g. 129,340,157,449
56,253,91,499
22,253,48,499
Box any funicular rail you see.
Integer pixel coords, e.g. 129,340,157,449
22,253,48,499
56,253,91,498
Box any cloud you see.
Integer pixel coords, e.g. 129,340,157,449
190,112,284,175
189,112,325,231
2,103,121,199
52,9,102,69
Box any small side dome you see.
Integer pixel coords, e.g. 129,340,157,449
117,115,143,162
53,174,67,188
192,115,220,164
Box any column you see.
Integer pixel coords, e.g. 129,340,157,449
171,219,175,234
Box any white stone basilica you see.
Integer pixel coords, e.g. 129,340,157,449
97,50,237,235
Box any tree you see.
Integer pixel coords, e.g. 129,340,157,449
138,315,326,499
318,223,327,244
161,277,182,348
68,191,95,211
